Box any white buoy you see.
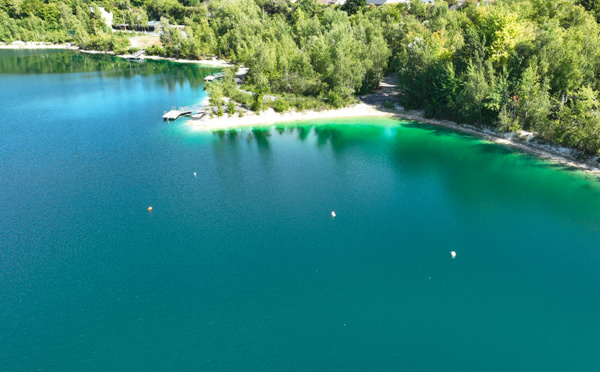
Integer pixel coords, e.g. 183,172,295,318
194,172,197,177
331,211,336,218
450,251,456,259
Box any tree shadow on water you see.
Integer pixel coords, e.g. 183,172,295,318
249,128,271,150
399,122,483,142
296,126,311,141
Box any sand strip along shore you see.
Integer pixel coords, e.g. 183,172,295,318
190,104,600,177
191,104,394,129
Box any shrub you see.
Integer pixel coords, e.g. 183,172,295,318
327,90,345,109
273,98,289,113
251,93,264,112
146,45,166,56
227,100,236,117
233,91,253,105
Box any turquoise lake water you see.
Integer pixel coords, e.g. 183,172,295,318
2,50,600,370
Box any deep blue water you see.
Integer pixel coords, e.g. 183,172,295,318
2,50,600,370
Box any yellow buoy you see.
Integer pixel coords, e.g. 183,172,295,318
148,207,153,211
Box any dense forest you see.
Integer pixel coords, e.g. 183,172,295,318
3,0,600,155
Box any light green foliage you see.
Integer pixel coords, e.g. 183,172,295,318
516,65,550,131
221,68,238,97
392,0,600,154
227,99,236,117
0,0,108,43
159,17,185,57
273,98,289,113
206,81,224,108
555,86,600,154
474,6,534,66
250,92,264,112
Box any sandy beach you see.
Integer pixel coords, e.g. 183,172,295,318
192,103,394,129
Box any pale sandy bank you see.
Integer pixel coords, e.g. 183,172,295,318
191,103,393,129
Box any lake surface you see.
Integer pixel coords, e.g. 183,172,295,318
2,50,600,371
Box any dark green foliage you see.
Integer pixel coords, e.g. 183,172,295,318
341,0,366,16
383,100,395,109
577,0,600,22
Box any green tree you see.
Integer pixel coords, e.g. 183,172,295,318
206,81,224,108
227,99,236,116
251,92,264,112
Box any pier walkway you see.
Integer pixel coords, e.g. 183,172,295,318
163,104,205,120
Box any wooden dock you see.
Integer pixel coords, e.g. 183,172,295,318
163,104,206,120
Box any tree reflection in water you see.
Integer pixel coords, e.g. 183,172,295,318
0,50,219,91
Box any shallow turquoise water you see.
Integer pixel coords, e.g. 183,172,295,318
2,50,600,370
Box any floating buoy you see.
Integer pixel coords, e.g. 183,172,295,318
148,206,153,211
194,172,197,177
450,251,456,259
331,211,336,218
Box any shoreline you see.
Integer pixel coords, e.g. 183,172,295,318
0,42,233,67
130,55,232,67
190,104,600,177
4,42,599,176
